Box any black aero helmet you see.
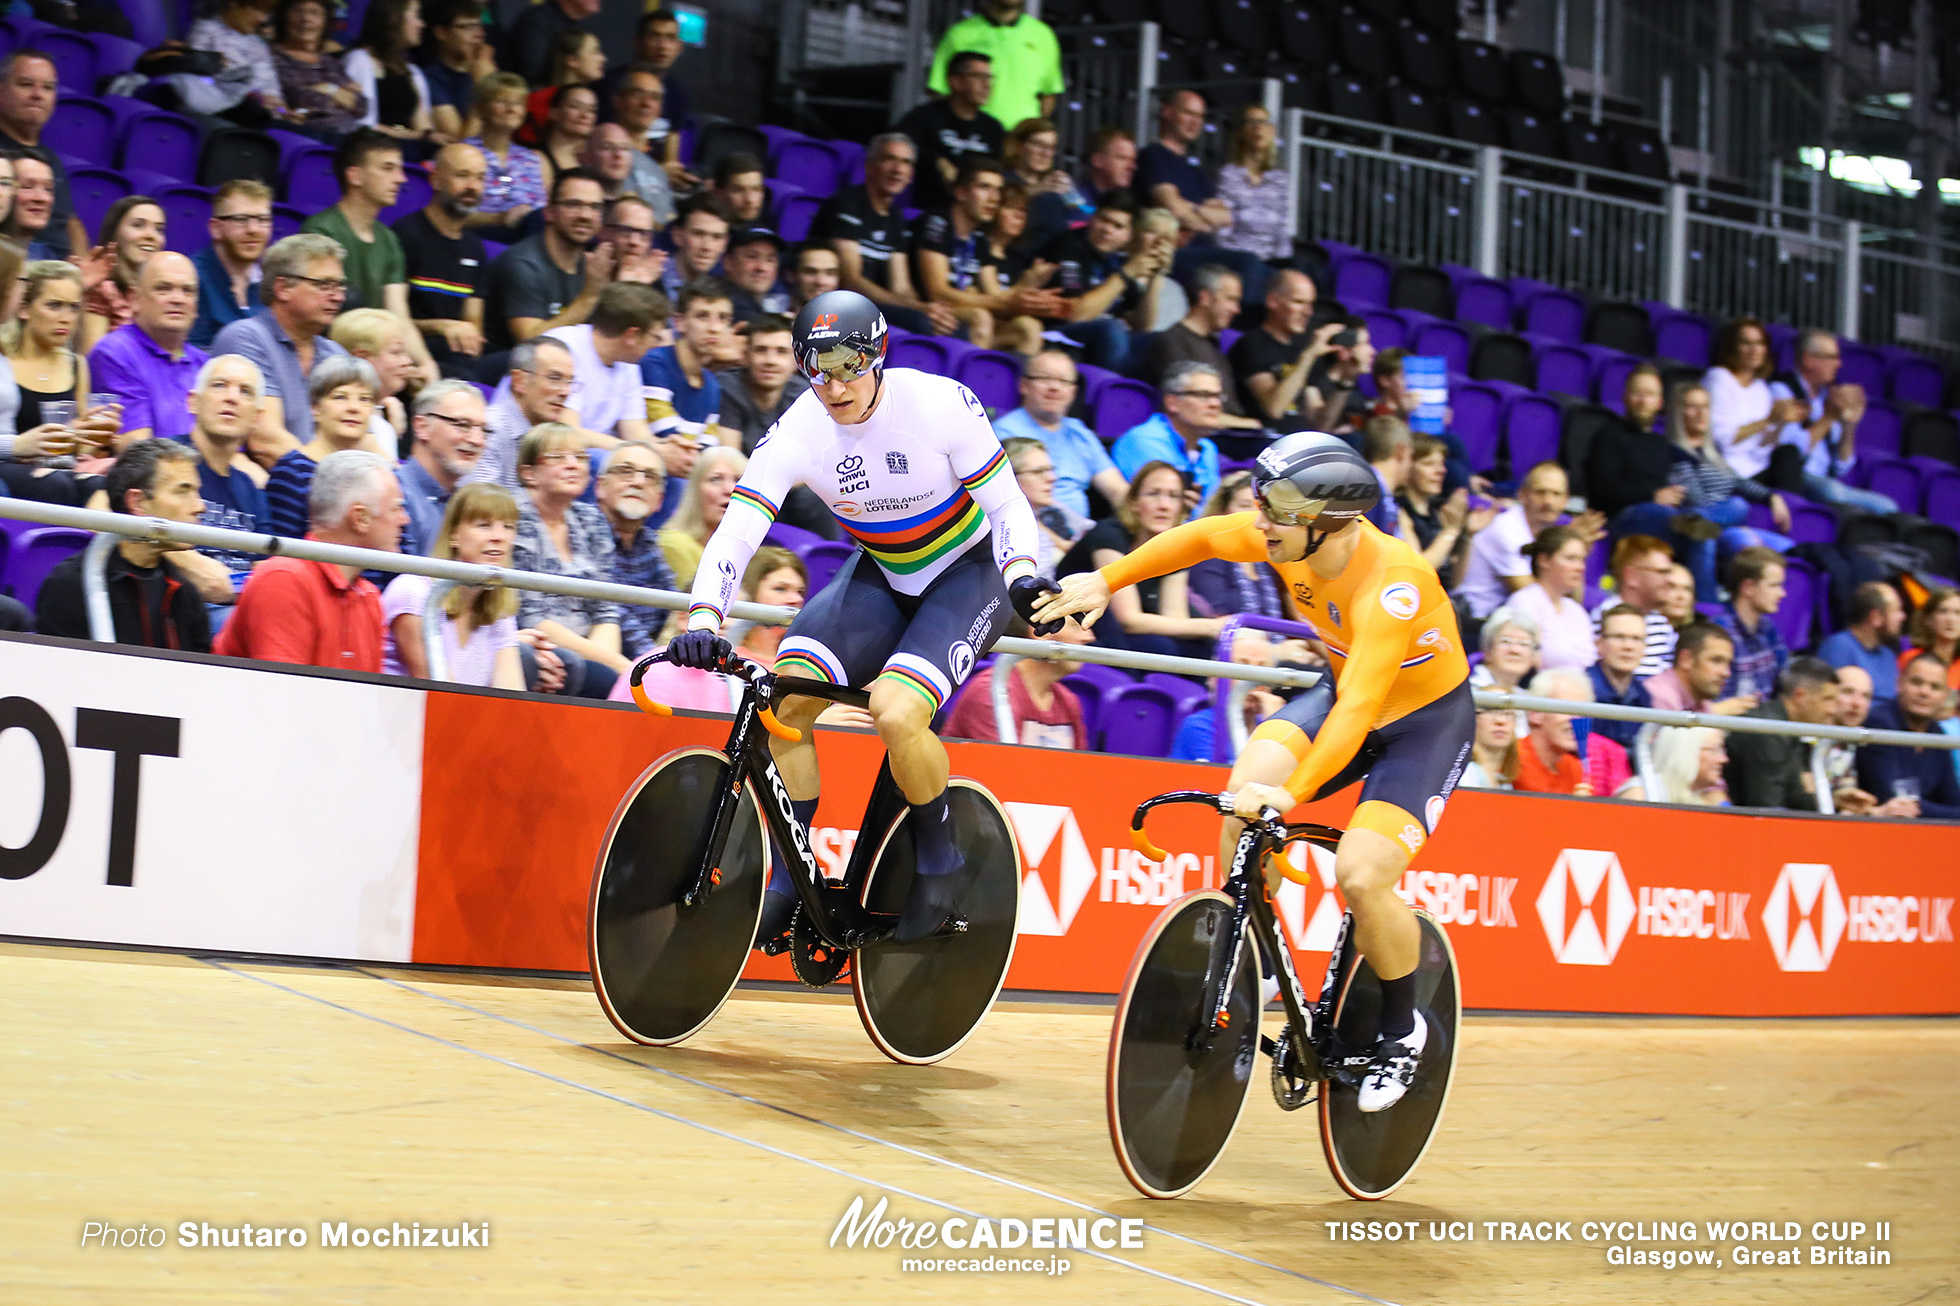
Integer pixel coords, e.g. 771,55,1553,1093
1251,432,1380,528
791,289,888,382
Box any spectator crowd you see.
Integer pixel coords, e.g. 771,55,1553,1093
0,0,1953,823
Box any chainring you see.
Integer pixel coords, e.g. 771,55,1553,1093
1269,1026,1315,1111
790,907,850,987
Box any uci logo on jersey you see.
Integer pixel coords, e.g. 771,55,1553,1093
836,453,870,496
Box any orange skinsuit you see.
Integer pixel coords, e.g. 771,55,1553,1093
1099,512,1470,830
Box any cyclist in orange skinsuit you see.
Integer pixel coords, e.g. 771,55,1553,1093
1035,432,1473,1112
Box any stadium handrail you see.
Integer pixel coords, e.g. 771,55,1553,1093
6,497,1955,752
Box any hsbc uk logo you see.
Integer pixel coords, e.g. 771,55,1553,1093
1007,803,1096,936
1536,850,1637,966
1761,863,1847,973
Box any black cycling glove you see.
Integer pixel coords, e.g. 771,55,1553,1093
1008,574,1065,637
667,628,733,670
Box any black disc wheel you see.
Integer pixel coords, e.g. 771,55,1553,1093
589,748,767,1046
851,780,1021,1065
1317,910,1462,1200
1107,891,1260,1200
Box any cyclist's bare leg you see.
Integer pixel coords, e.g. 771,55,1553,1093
867,676,948,804
1221,742,1419,980
767,694,827,802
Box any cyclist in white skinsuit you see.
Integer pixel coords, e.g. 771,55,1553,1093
670,290,1055,944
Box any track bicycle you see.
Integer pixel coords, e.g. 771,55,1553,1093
587,650,1023,1064
1107,790,1461,1200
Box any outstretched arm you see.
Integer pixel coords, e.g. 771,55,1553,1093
684,441,803,631
946,386,1040,585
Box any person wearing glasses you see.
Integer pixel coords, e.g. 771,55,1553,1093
395,379,486,556
190,181,274,351
664,289,1045,947
1033,431,1474,1114
993,348,1125,521
526,281,660,452
481,168,613,356
468,335,577,493
1764,328,1896,514
210,233,355,465
1110,359,1226,508
592,440,675,658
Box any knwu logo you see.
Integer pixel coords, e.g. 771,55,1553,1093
1007,804,1095,936
1761,863,1847,972
1536,849,1637,965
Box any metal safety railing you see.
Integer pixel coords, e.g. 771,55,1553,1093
9,498,1959,766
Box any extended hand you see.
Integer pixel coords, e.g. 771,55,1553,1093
1230,783,1295,822
438,319,484,356
1008,574,1065,635
667,628,732,670
1031,571,1111,629
1770,494,1792,533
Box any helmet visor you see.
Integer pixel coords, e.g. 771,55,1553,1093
1254,478,1324,527
799,342,878,384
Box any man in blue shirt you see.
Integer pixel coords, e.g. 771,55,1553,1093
1856,653,1960,820
1713,546,1789,701
991,349,1125,519
397,381,487,556
1133,89,1266,298
190,180,270,350
1110,360,1222,507
642,278,731,528
1816,581,1904,703
1587,605,1654,747
184,354,272,605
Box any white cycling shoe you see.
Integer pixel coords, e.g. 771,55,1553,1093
1356,1015,1428,1113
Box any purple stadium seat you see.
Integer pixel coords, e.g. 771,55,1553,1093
1647,306,1712,368
1836,343,1885,394
285,145,341,211
1592,350,1641,408
829,139,866,189
1502,391,1561,474
1076,362,1117,406
1923,468,1960,528
125,3,169,48
801,541,855,594
6,527,89,605
272,203,305,243
958,349,1019,413
1585,535,1609,587
154,185,215,253
1411,320,1471,375
1866,459,1923,515
45,96,116,167
778,193,823,243
1888,353,1946,409
764,520,826,554
1786,503,1838,545
1332,250,1394,310
37,29,97,94
90,34,144,79
1531,340,1591,398
1097,683,1183,757
889,334,951,375
1512,282,1585,341
1,17,57,55
1058,675,1106,741
1859,401,1902,458
758,124,805,155
1070,662,1135,694
1143,673,1210,718
1774,558,1819,650
1361,309,1407,352
774,138,840,197
66,167,130,240
378,164,432,227
1094,379,1157,442
1765,322,1798,373
118,108,200,182
1450,380,1504,472
1440,265,1511,328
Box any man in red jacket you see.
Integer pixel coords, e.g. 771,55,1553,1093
216,449,406,673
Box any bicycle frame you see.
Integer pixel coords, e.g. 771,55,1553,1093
629,653,905,952
1132,791,1363,1089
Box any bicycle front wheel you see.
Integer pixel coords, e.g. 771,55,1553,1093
1317,909,1462,1200
852,780,1022,1066
588,747,768,1046
1107,891,1260,1200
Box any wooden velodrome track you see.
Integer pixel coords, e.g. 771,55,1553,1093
2,940,1954,1305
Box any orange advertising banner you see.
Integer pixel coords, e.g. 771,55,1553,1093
414,693,1960,1016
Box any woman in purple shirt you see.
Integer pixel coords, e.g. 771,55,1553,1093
466,71,548,235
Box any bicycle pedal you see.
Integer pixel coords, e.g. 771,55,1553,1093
758,934,792,957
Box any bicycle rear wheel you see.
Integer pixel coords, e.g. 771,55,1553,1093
1317,910,1462,1200
589,747,768,1046
1107,891,1260,1200
852,780,1021,1066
